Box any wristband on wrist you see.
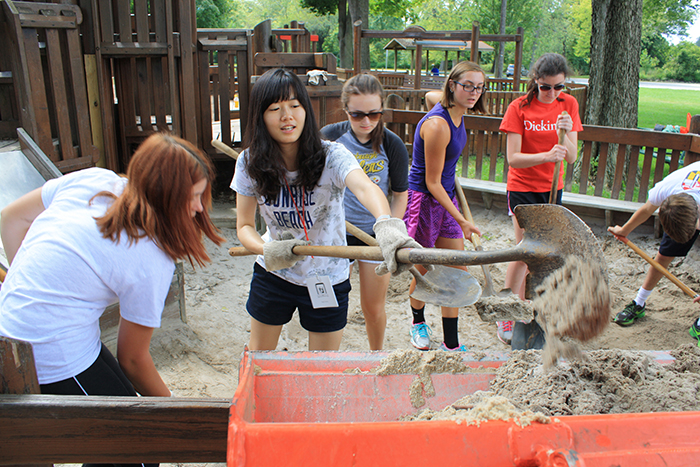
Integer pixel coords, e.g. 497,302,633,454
376,214,391,222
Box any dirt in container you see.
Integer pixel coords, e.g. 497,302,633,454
372,349,494,408
400,344,700,422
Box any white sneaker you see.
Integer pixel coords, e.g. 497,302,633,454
497,321,513,345
410,322,432,350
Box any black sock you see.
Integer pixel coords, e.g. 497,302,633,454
442,317,459,349
411,305,425,324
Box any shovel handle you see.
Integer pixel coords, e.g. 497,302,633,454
211,140,240,161
548,111,568,204
229,245,385,261
229,243,528,267
454,177,482,248
0,268,6,283
454,176,496,296
619,236,699,299
345,221,378,246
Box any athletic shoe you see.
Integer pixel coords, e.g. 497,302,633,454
689,319,700,347
410,322,432,350
496,321,514,345
613,300,646,327
439,342,468,351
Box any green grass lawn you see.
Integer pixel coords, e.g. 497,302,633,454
637,88,699,129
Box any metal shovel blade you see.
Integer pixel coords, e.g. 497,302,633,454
410,265,482,308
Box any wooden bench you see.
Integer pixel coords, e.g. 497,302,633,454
457,177,659,231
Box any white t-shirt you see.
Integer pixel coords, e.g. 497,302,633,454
648,161,700,207
231,140,361,286
0,168,175,384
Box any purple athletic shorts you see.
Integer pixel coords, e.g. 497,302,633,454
403,189,463,248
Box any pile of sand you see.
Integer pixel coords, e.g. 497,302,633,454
398,344,700,423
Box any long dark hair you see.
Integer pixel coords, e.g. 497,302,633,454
243,68,325,201
521,53,572,108
341,73,385,153
95,133,224,267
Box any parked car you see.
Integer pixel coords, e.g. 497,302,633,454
506,64,529,77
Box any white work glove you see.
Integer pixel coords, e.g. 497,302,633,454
373,217,422,276
263,232,310,271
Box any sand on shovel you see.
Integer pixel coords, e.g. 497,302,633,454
532,254,611,367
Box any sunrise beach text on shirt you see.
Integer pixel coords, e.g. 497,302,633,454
264,186,315,230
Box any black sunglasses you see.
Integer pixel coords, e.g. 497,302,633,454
346,110,383,121
538,83,566,92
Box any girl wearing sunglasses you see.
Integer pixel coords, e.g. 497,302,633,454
498,53,583,346
320,73,409,350
403,61,485,352
232,69,420,351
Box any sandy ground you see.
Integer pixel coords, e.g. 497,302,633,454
148,197,700,401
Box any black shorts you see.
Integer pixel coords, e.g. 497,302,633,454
40,343,137,396
507,189,562,215
247,263,351,333
659,229,700,257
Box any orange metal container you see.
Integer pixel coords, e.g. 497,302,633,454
227,350,700,466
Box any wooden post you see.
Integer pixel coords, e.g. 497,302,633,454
687,114,700,165
1,336,40,395
514,27,524,91
353,20,362,76
253,20,273,75
470,21,479,64
414,43,422,90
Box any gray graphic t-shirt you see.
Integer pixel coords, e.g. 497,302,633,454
231,140,361,286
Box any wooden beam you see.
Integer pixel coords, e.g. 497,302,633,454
0,395,231,465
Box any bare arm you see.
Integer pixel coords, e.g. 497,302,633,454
236,193,265,255
421,118,480,240
117,318,170,396
345,169,391,218
0,187,46,265
390,190,408,219
608,201,659,238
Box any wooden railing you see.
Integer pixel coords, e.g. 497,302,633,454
3,1,98,173
1,334,229,466
383,108,700,212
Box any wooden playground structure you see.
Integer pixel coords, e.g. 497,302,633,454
2,0,700,464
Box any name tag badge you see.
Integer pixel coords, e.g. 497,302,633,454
306,275,339,309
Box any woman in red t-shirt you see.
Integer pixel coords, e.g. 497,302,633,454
497,53,583,345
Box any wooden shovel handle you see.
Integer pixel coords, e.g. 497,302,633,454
454,176,496,295
548,111,568,204
620,236,699,299
229,245,385,261
211,140,239,161
0,268,6,283
454,176,482,248
345,221,378,246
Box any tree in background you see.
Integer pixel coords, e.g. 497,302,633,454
586,0,643,129
301,0,371,69
664,41,700,82
196,0,234,28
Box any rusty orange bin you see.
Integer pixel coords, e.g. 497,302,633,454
227,350,700,466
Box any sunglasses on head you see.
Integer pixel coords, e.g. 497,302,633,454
538,83,566,92
346,110,383,122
